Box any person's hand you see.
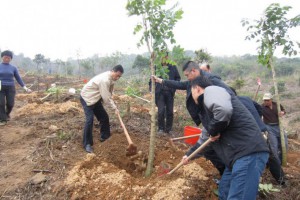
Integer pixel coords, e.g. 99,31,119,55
182,155,189,165
279,111,285,117
151,75,163,84
210,134,220,142
23,86,32,93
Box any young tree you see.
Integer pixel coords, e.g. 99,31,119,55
126,0,183,176
242,3,300,165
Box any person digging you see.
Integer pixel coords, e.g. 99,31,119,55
80,65,137,155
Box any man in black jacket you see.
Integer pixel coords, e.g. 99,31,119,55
189,76,269,200
152,61,232,174
150,55,181,134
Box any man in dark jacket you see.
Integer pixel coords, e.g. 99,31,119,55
189,76,269,200
152,61,232,174
150,56,181,134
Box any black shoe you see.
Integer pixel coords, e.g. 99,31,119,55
85,144,93,153
99,135,110,142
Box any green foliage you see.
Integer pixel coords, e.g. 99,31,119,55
269,81,286,94
258,183,280,196
125,86,141,96
81,58,96,76
132,55,150,69
170,45,191,71
242,3,300,67
232,78,245,90
194,48,212,64
57,130,71,140
126,0,183,65
47,86,65,100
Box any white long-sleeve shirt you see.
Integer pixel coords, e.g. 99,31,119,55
80,71,117,109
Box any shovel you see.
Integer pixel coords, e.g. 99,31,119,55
167,138,212,175
169,134,202,148
117,112,138,156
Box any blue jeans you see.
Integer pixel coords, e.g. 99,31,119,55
219,152,269,200
80,96,110,147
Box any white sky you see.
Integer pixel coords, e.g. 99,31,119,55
1,0,299,61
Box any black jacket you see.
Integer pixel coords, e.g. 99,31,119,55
149,64,181,97
198,86,269,169
163,69,233,125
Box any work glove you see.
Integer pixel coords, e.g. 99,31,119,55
23,86,32,93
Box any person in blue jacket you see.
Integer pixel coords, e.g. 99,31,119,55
0,50,31,125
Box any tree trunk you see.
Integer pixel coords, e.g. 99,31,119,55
270,58,287,166
145,52,157,177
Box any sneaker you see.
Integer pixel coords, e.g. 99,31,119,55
84,144,93,153
0,121,7,126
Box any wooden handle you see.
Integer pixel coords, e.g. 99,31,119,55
117,112,133,144
168,138,212,175
171,134,201,142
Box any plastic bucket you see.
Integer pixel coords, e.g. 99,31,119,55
184,126,202,145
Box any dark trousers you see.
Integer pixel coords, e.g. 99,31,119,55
156,90,174,132
80,96,110,147
266,132,285,184
0,85,16,121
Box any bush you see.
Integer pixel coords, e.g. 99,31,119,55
269,81,286,94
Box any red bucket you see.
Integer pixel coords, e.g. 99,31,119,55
184,126,202,145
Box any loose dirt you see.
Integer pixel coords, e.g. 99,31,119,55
0,77,300,199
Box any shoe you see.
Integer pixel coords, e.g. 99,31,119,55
0,121,7,126
85,144,93,153
100,135,110,142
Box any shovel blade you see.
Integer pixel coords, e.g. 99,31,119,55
126,144,137,156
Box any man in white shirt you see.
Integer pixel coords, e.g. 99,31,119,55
80,65,123,153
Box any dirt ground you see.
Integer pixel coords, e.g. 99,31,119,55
0,76,300,200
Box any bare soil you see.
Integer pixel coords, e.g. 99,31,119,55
0,76,299,200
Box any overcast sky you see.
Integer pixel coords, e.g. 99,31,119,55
1,0,299,61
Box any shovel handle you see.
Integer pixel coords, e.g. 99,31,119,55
167,138,212,175
171,134,201,142
117,112,133,145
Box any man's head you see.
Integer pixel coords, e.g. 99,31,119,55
200,63,211,72
183,61,201,81
111,65,124,81
263,92,273,106
1,50,13,63
190,76,212,104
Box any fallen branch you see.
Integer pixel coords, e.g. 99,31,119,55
130,94,150,103
32,169,53,173
40,93,52,101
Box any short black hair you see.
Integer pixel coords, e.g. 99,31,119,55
112,64,124,73
183,61,198,72
191,76,212,89
1,50,13,59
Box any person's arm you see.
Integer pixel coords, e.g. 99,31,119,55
253,100,263,117
174,66,181,81
152,75,189,90
14,67,31,92
99,81,117,110
279,104,286,117
13,68,25,87
204,87,233,136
